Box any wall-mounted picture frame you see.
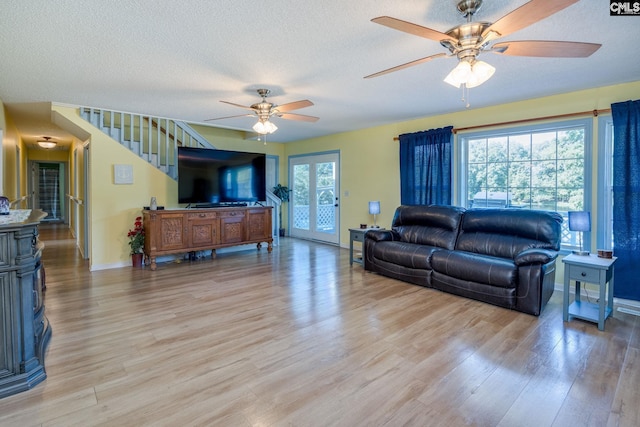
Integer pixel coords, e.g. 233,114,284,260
113,164,133,185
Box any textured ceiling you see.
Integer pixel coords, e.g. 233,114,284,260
1,0,639,146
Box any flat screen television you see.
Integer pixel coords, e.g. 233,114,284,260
177,147,266,205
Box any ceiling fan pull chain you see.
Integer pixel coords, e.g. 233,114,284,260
465,85,471,109
459,84,469,108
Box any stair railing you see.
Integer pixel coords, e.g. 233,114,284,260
79,106,283,246
79,107,214,180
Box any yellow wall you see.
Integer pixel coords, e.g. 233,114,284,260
1,102,21,201
5,80,640,272
53,105,175,268
51,105,282,269
0,99,5,195
284,81,640,252
27,148,70,162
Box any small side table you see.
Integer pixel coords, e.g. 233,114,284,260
562,253,617,331
349,228,380,266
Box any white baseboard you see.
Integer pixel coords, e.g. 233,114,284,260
90,261,130,271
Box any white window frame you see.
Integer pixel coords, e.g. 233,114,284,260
597,114,614,250
455,118,593,252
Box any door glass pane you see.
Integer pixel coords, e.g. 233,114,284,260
39,163,61,220
293,164,310,230
316,162,335,234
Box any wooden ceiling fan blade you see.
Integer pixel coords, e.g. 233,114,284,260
364,53,447,79
482,0,579,40
492,40,601,57
205,113,254,122
275,100,314,113
372,16,457,43
219,100,255,110
278,112,319,123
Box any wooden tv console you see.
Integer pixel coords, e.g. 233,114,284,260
142,206,273,270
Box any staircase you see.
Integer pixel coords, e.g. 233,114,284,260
79,107,214,180
79,106,282,245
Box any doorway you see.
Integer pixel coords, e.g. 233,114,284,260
30,161,68,223
289,152,340,244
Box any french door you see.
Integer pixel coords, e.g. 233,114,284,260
289,152,340,244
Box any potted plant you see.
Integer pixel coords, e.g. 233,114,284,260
272,184,290,237
127,216,145,267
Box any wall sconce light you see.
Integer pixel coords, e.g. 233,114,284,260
369,201,380,228
568,211,591,256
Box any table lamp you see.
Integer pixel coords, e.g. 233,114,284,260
568,211,590,255
369,201,380,228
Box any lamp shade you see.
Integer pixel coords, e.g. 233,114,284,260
444,59,495,89
568,211,591,232
37,137,57,149
465,60,496,88
368,201,380,215
444,61,471,88
252,120,278,135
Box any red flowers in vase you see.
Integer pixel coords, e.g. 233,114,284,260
127,216,145,255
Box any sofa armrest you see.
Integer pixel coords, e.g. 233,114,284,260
514,248,558,266
365,229,399,242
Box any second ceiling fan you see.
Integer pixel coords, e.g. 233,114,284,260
365,0,601,89
207,88,319,135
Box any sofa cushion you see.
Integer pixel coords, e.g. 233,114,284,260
392,205,465,250
455,208,563,259
431,250,517,288
431,271,517,309
370,241,439,270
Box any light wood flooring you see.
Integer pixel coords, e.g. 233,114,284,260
1,224,639,427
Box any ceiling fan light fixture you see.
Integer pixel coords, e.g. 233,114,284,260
465,60,495,88
252,120,278,135
444,60,472,88
37,136,57,149
444,59,495,88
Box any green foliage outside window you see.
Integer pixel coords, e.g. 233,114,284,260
466,127,585,211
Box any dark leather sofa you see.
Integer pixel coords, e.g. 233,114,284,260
364,205,563,316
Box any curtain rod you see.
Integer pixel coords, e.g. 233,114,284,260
393,108,611,140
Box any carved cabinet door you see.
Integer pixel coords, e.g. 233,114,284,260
246,208,271,241
156,213,189,251
220,211,246,244
186,212,220,249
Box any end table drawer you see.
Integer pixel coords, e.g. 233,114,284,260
352,232,365,242
569,266,600,283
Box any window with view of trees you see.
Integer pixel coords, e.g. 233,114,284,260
458,119,592,251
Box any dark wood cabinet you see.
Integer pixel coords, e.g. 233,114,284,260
143,207,273,270
0,210,50,399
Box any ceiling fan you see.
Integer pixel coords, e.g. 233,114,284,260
207,88,319,134
365,0,601,89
